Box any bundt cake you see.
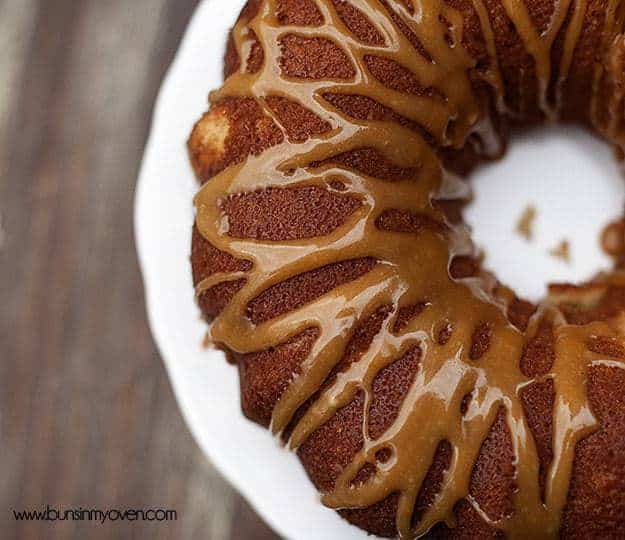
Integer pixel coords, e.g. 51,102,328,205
187,0,625,537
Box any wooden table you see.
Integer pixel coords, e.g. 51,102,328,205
0,1,280,538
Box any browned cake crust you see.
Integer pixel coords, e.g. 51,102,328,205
187,1,625,537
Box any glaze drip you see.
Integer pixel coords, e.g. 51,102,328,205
193,1,625,538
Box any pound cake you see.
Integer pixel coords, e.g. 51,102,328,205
187,0,625,537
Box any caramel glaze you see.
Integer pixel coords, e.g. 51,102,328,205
191,1,625,538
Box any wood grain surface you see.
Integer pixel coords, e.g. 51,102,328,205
0,1,280,538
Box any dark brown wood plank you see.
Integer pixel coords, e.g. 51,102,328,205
0,1,280,538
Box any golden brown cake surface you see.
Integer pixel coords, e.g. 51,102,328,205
187,1,625,538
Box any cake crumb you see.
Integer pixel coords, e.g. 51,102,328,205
601,218,625,257
516,205,536,241
549,240,571,263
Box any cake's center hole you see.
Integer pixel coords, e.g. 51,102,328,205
463,125,625,301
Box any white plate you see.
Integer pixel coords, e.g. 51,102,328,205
134,1,625,539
